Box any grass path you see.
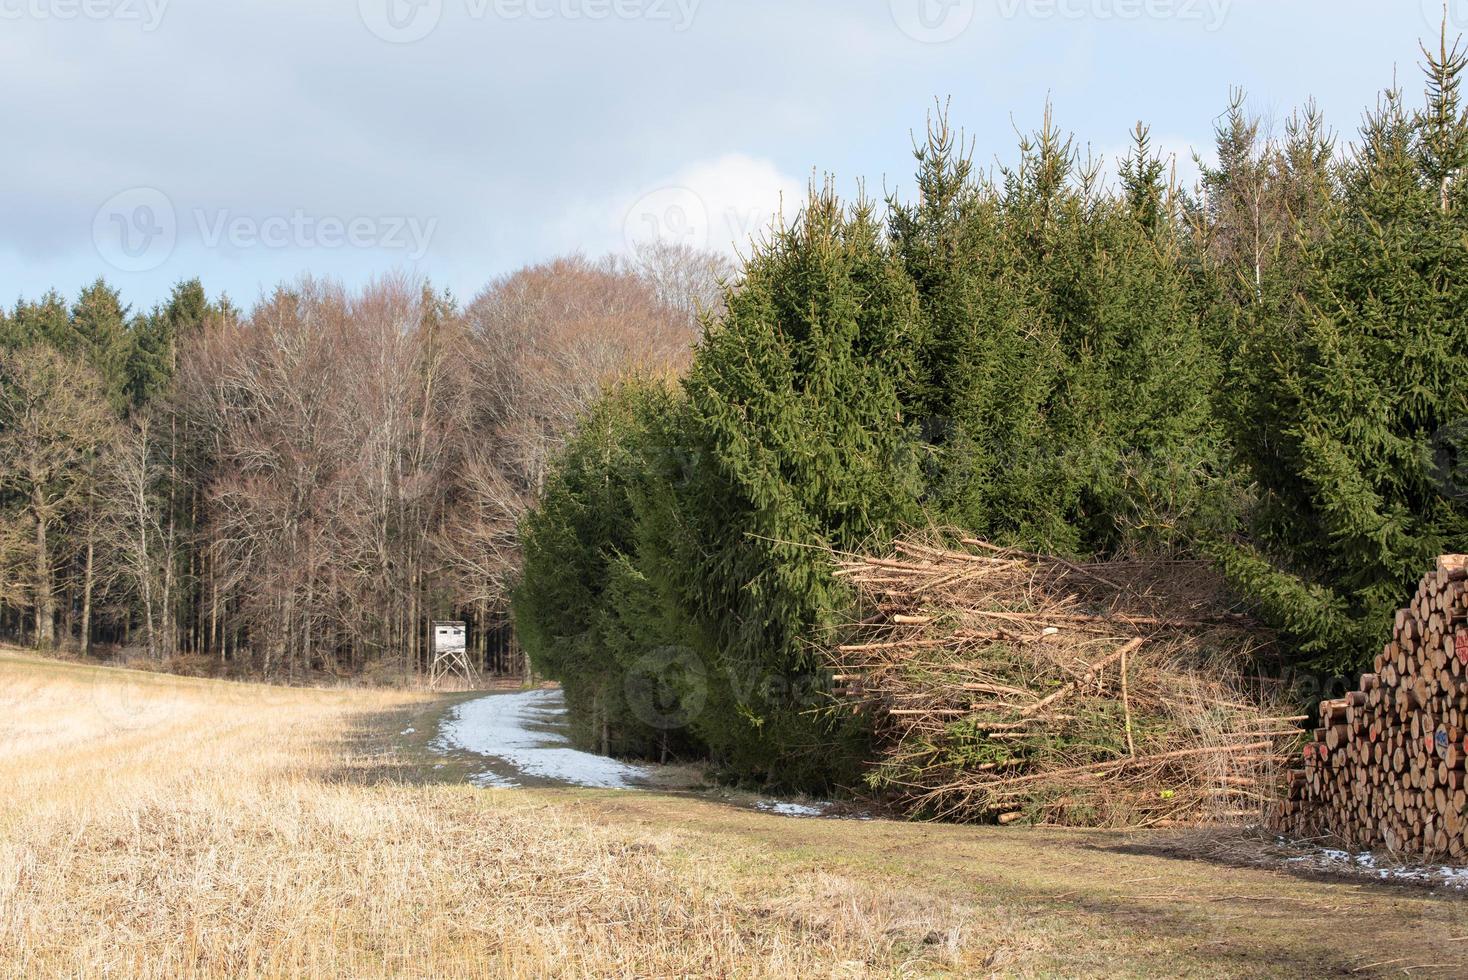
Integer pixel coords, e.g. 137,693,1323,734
1,650,1464,978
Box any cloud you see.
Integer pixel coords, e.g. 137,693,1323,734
556,153,807,260
0,0,1426,309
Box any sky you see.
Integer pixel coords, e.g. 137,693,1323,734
0,0,1449,311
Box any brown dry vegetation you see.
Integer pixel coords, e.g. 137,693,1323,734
3,649,1467,978
830,537,1302,827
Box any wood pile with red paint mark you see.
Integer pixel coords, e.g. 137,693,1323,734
1275,556,1468,859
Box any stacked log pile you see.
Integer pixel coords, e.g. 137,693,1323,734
1275,555,1468,860
830,535,1304,827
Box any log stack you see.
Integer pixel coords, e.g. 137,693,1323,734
1274,555,1468,860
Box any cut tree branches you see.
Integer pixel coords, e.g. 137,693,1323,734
828,534,1304,827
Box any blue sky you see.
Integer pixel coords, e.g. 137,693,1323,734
0,0,1443,311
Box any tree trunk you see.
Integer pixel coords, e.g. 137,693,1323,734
81,530,95,657
33,507,54,649
137,502,158,660
161,535,174,659
62,580,75,647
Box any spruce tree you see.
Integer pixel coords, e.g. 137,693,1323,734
70,279,132,411
515,379,692,757
1218,46,1468,673
640,184,924,785
7,291,73,352
128,278,212,405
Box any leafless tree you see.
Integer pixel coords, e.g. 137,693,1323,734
0,346,118,648
172,276,459,676
103,416,170,659
0,254,719,676
436,254,702,638
630,240,736,331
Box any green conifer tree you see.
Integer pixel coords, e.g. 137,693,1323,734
1218,43,1468,673
70,279,133,411
7,291,73,352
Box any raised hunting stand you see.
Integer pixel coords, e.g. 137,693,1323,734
430,621,476,688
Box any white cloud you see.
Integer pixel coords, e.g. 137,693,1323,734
558,153,807,261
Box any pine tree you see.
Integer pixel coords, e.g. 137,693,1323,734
128,278,213,405
6,291,73,352
1218,51,1468,673
635,184,925,785
515,379,691,757
888,107,1036,535
1418,25,1468,212
1120,123,1169,234
973,110,1222,553
70,279,132,411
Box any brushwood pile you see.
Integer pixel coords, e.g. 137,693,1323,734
830,536,1305,827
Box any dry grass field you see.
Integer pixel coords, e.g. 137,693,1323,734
2,648,1467,978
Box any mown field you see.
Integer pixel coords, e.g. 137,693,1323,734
1,650,1465,978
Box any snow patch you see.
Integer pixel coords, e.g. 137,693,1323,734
754,801,829,818
467,769,517,789
1284,843,1468,886
434,689,651,790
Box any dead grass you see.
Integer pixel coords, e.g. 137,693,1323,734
0,650,974,977
2,647,1466,978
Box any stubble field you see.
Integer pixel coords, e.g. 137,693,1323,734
1,649,1464,978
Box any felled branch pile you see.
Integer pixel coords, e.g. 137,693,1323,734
829,535,1303,827
1275,556,1468,860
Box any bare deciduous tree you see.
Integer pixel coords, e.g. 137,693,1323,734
0,254,726,677
104,417,170,659
0,346,118,648
436,254,707,639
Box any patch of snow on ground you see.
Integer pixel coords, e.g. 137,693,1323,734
400,727,416,735
754,801,828,818
435,689,651,790
467,769,516,789
1284,844,1468,886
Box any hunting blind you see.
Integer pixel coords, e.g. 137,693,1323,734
430,621,475,687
